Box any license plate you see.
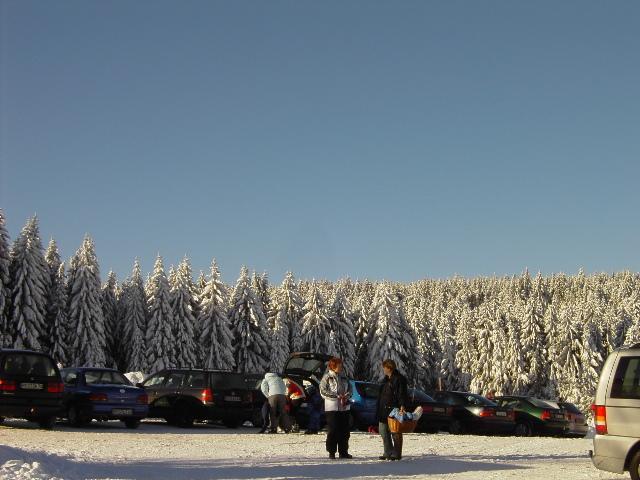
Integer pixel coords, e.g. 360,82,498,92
224,396,241,402
112,409,133,416
433,407,445,413
20,383,43,390
495,411,507,417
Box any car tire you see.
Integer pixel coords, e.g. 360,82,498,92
175,404,195,428
123,419,141,429
449,419,465,435
630,450,640,480
68,406,89,428
37,416,56,430
514,422,533,437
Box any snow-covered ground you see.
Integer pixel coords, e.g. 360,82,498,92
0,419,624,480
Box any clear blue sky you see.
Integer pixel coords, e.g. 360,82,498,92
1,1,639,283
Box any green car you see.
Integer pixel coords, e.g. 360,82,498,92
495,395,569,437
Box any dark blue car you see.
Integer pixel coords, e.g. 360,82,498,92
60,367,148,429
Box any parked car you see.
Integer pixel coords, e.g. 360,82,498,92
139,368,253,428
407,388,454,433
494,395,568,436
558,401,588,438
60,367,148,429
430,391,515,435
590,344,640,479
0,349,64,429
283,352,331,429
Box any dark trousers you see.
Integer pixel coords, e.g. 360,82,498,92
379,421,403,459
261,400,270,429
325,411,350,455
268,395,290,432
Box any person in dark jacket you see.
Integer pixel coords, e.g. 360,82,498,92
376,359,408,461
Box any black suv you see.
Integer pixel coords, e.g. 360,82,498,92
0,349,64,429
139,368,253,428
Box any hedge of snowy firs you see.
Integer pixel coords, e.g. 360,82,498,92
1,210,639,414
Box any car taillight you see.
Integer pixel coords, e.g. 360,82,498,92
541,409,552,421
89,393,108,402
478,408,493,418
47,382,64,393
0,378,16,392
422,404,433,413
137,394,148,405
591,404,607,435
201,388,213,403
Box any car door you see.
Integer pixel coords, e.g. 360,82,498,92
61,369,80,412
141,371,169,417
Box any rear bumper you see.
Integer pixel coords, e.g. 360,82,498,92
591,434,638,474
90,404,148,419
0,403,63,418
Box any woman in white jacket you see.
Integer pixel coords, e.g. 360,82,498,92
319,357,353,459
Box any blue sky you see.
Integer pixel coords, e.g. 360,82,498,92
1,1,639,283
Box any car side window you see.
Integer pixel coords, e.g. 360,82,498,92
165,372,185,388
185,372,205,388
143,373,167,388
64,371,78,385
611,356,640,399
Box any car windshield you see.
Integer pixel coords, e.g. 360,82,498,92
2,354,57,377
528,398,557,409
462,393,497,406
84,370,130,386
408,389,435,402
560,402,583,414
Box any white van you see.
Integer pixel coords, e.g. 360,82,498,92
590,344,640,479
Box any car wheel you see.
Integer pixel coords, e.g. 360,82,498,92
175,405,195,428
37,416,56,430
123,419,141,429
223,417,241,429
68,406,89,428
630,449,640,480
449,419,465,435
514,422,533,437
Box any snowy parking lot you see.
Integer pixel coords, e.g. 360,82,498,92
0,419,625,480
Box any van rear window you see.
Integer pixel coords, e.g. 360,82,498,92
2,354,57,377
611,356,640,399
210,373,247,390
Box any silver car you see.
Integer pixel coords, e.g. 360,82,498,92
590,344,640,479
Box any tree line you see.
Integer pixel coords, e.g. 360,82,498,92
1,210,638,413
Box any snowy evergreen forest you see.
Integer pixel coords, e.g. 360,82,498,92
1,210,639,413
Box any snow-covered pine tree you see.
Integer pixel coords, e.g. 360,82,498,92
252,272,271,328
503,305,527,395
8,216,49,350
328,286,356,376
454,305,476,391
278,272,304,352
519,288,548,397
102,271,120,368
68,236,107,366
548,303,582,403
438,302,459,390
145,255,175,372
353,280,376,380
199,260,235,370
301,282,333,355
269,303,290,372
0,209,9,344
470,300,496,395
43,238,62,353
171,257,198,368
49,263,69,365
410,297,441,391
121,260,147,371
229,266,270,373
367,282,415,379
